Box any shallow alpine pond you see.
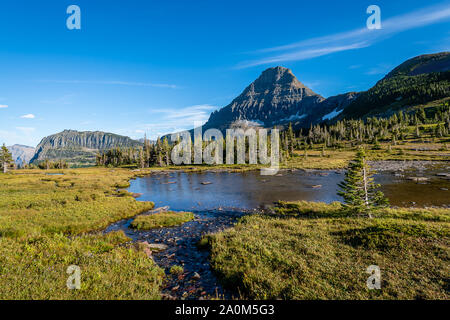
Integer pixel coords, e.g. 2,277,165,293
129,165,450,210
106,163,449,299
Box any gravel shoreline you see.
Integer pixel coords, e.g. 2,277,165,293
367,160,449,172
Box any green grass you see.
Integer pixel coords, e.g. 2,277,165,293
0,168,155,237
170,265,184,275
209,201,450,299
131,211,194,230
2,164,449,300
0,231,164,299
0,168,164,299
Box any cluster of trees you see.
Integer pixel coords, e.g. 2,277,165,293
289,103,450,151
35,159,69,169
96,103,450,168
343,72,450,118
96,133,287,168
96,137,172,167
1,143,70,172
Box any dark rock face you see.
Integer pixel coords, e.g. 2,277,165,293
203,66,325,130
384,52,450,79
341,52,450,120
197,52,449,133
282,92,360,128
30,130,142,165
199,66,359,132
7,144,35,166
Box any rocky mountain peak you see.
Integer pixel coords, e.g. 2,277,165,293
245,66,313,95
203,66,324,129
253,66,303,87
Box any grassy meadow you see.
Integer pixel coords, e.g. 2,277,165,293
0,167,163,299
207,201,450,299
0,143,449,299
131,211,194,230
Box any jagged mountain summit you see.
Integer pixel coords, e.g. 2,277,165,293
7,144,35,167
204,67,324,130
199,52,449,132
30,130,142,166
201,66,358,131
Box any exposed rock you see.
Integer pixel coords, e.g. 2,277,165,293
192,272,201,280
7,144,35,166
30,130,141,165
341,52,450,119
134,241,153,258
368,161,442,171
196,66,359,133
147,243,169,251
384,52,450,79
407,177,429,182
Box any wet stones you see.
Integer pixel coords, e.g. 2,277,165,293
135,241,153,258
407,177,429,182
147,243,169,251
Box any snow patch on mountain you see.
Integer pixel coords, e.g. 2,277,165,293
322,109,343,121
279,113,307,122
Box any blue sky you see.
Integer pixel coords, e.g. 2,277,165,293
0,0,449,146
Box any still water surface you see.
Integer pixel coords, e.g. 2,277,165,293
128,168,450,210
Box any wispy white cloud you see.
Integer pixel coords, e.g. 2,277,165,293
16,127,35,134
238,3,450,68
38,80,179,89
240,43,368,68
0,105,8,109
153,104,218,121
122,104,219,140
20,114,35,119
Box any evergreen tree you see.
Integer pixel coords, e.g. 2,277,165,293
0,144,13,173
338,149,389,217
287,122,295,155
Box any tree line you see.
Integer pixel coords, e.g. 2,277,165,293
281,102,450,153
96,103,450,168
